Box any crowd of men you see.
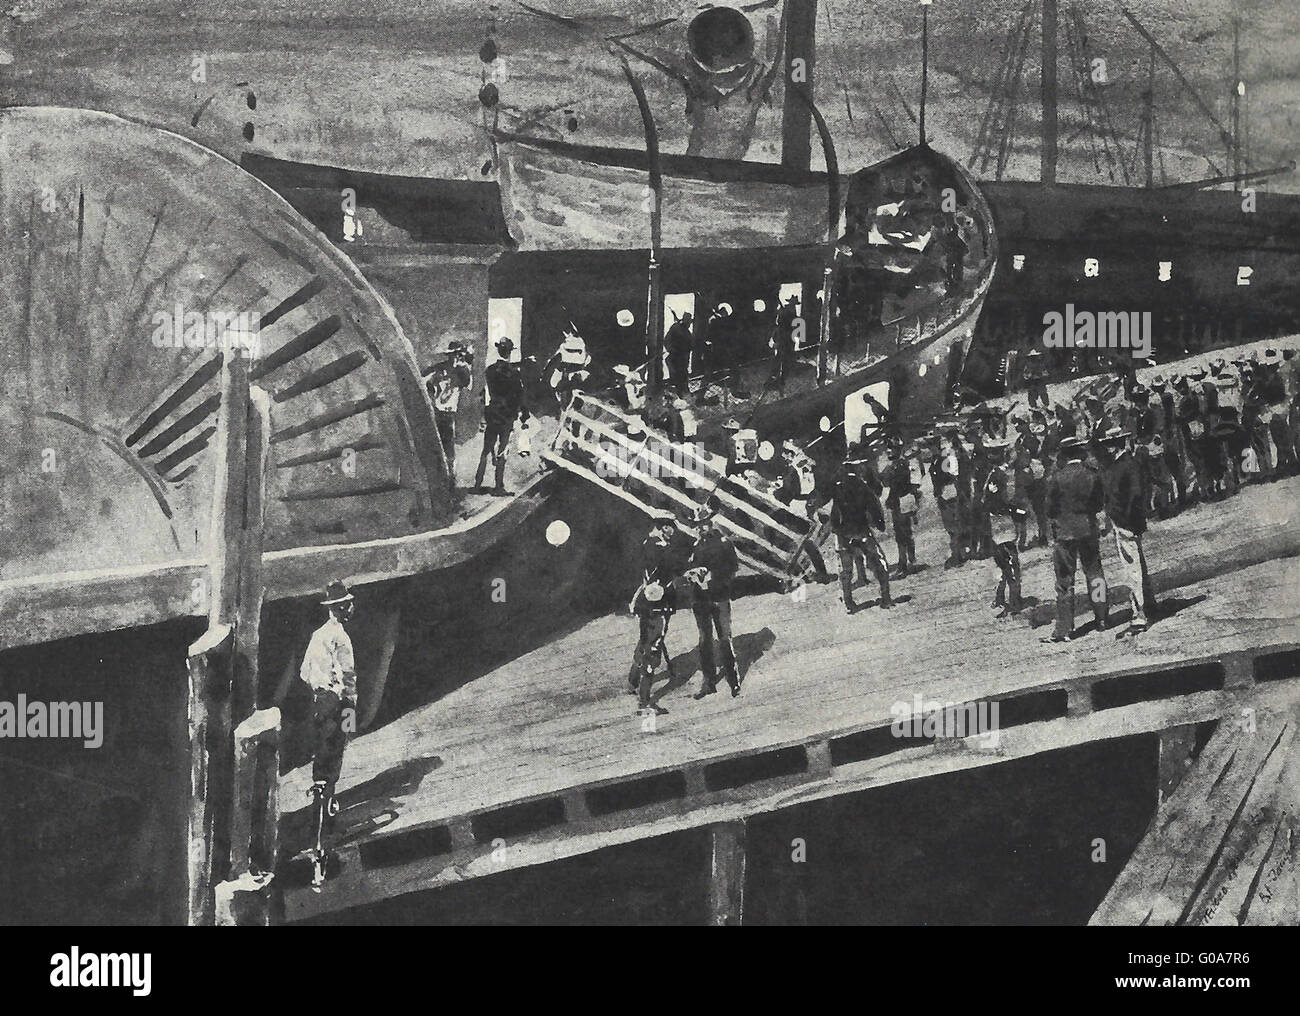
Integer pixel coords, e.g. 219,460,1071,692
624,345,1300,717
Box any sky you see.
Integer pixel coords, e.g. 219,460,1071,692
1,0,1297,190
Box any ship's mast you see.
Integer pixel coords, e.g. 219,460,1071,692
781,0,817,170
1231,17,1242,189
1040,0,1057,185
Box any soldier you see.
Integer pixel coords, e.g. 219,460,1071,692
474,336,530,495
299,580,358,815
770,295,800,395
627,514,686,718
931,423,966,568
773,439,830,580
1245,349,1295,478
1042,435,1108,643
1148,373,1189,507
1210,358,1245,494
663,313,695,397
830,458,893,614
964,410,996,560
1096,426,1155,638
1013,413,1050,547
1023,346,1049,408
422,339,474,481
981,436,1026,616
883,436,922,576
540,331,593,412
1174,371,1210,503
685,505,741,699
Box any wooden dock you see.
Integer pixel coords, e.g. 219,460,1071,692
280,474,1300,921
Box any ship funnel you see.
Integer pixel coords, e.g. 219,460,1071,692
686,5,755,75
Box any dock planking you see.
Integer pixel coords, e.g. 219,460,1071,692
280,472,1300,919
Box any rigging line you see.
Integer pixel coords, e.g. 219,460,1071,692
1066,9,1111,181
975,0,1034,175
1063,10,1103,177
1078,8,1130,185
818,0,855,127
969,9,1020,169
995,8,1033,180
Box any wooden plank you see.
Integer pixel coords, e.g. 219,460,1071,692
562,406,804,543
0,471,556,651
540,450,787,581
1090,710,1299,925
282,681,1300,921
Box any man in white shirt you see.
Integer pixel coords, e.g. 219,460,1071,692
300,580,358,799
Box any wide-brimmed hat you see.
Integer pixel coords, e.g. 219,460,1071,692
1130,384,1149,398
1098,425,1131,444
982,435,1014,451
442,339,468,354
1148,373,1166,389
687,504,716,525
494,336,515,353
1059,435,1089,454
1026,347,1045,358
1185,364,1206,379
321,580,354,606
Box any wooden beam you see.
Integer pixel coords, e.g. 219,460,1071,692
1157,723,1199,807
1091,709,1300,925
708,820,747,926
282,681,1300,922
186,623,232,927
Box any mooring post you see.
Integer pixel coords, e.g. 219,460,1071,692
217,382,280,925
185,353,250,925
707,820,747,926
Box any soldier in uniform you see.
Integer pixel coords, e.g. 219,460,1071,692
627,514,686,717
1149,373,1189,507
931,423,967,568
422,339,474,481
1013,413,1050,547
1096,426,1155,638
685,505,741,699
1174,370,1210,503
474,336,530,495
770,295,800,395
981,436,1027,617
663,313,695,397
830,458,893,614
883,437,922,576
1023,347,1049,408
963,409,997,559
299,580,358,810
1245,349,1295,478
1042,435,1108,643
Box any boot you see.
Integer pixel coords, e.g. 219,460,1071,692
493,451,508,494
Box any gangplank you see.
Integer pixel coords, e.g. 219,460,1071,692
541,392,827,587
